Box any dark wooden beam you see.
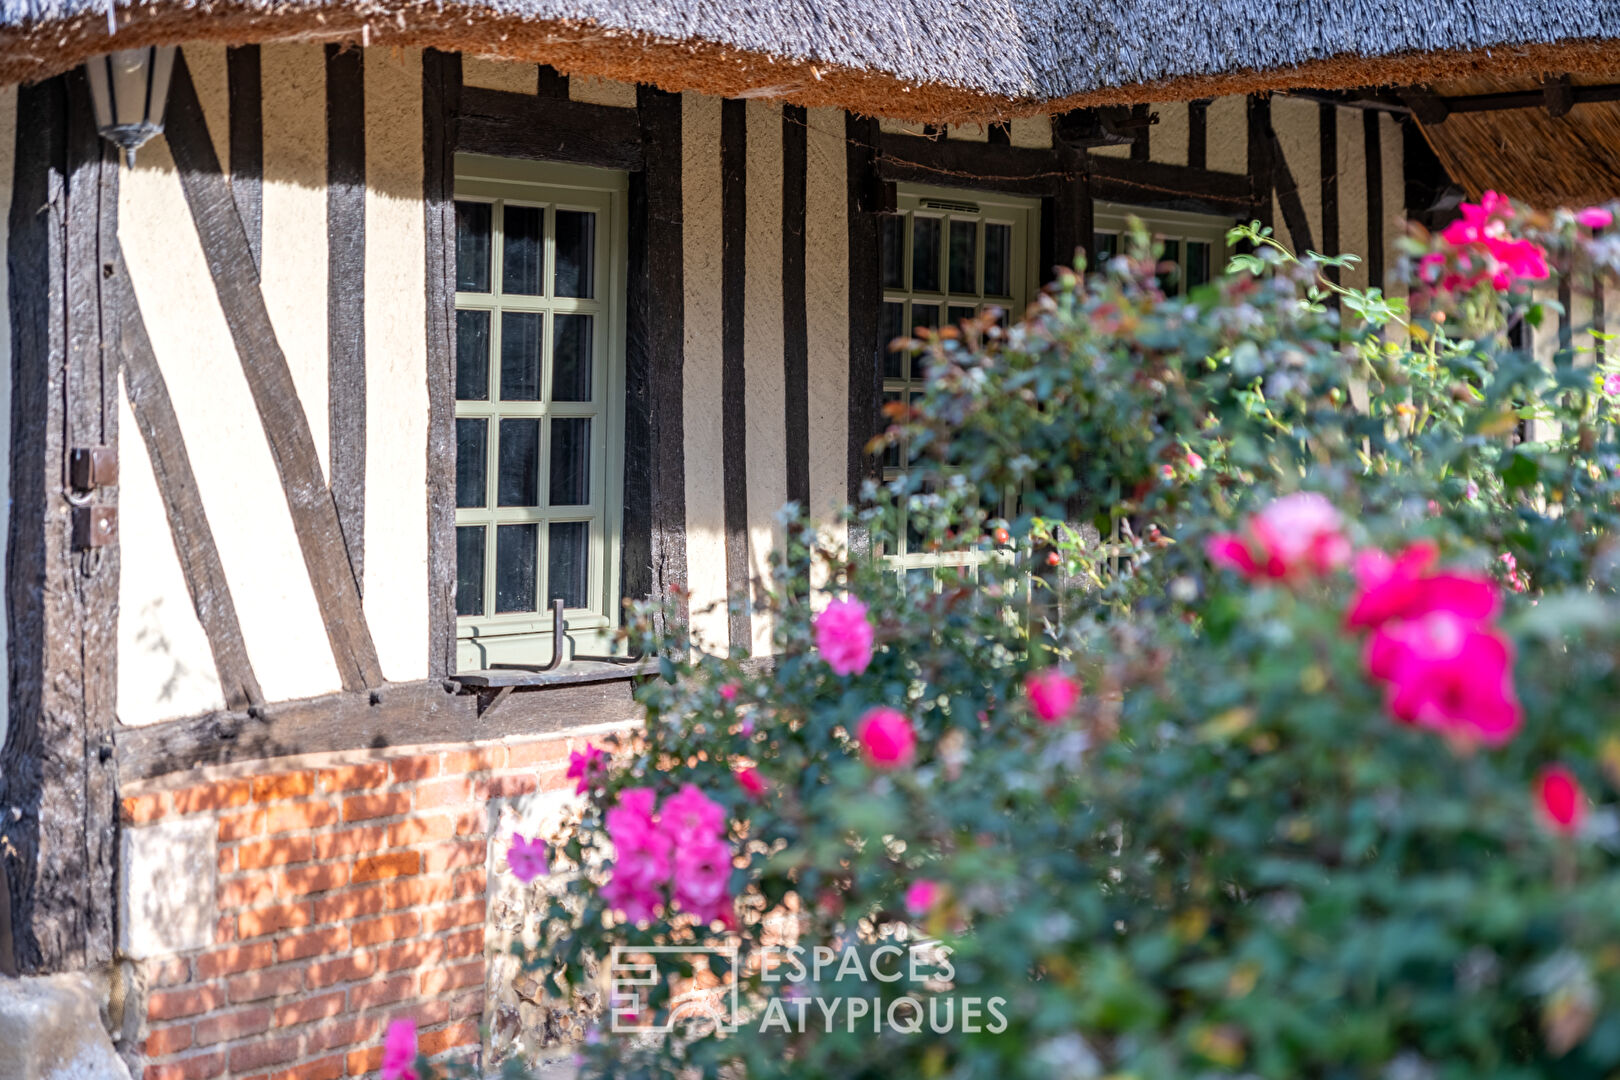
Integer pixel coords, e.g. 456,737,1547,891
721,98,751,654
1047,144,1091,278
326,44,366,593
846,112,882,561
111,252,264,712
537,64,569,99
1319,102,1340,292
1363,109,1385,288
456,86,643,170
116,677,645,782
873,131,1067,197
1086,153,1256,213
1247,94,1275,233
423,49,460,680
1270,123,1316,255
783,103,810,514
226,45,263,273
166,53,385,692
1130,103,1151,162
1188,99,1209,171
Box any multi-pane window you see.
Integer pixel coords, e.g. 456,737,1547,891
878,185,1039,586
1090,201,1231,295
453,156,626,670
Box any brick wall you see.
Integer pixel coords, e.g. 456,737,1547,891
118,728,622,1080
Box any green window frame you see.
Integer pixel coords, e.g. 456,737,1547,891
878,184,1040,588
1090,201,1232,295
451,154,627,671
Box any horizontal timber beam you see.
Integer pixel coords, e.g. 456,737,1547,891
456,86,644,170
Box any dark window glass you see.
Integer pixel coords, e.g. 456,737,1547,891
455,309,490,401
984,223,1012,295
1187,240,1212,289
549,418,591,506
455,526,485,616
455,419,487,509
948,305,976,325
1159,239,1182,294
502,204,544,295
911,304,940,335
496,418,540,507
495,523,538,613
881,216,905,290
1093,232,1118,262
552,314,593,401
912,216,941,292
454,201,491,292
948,220,977,294
881,302,906,379
881,390,902,468
499,312,543,401
555,210,595,298
548,521,590,609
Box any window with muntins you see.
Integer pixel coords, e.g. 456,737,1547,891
452,155,627,671
1090,201,1232,295
878,184,1039,588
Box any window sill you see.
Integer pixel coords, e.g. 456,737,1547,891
452,659,659,689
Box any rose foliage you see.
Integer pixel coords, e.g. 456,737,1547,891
453,197,1620,1080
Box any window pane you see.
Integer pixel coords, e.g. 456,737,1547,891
455,526,485,617
881,302,905,379
881,390,902,469
552,314,593,402
948,220,977,294
499,312,543,401
1159,239,1182,294
502,204,544,296
948,305,976,325
555,210,595,298
548,521,590,609
455,419,487,509
984,223,1012,296
496,418,540,507
454,201,491,292
912,217,941,292
495,523,538,613
880,216,905,290
455,309,490,401
1187,240,1212,289
911,304,939,335
1093,232,1117,262
550,418,591,506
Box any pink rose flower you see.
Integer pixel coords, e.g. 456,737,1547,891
1366,611,1521,745
719,682,739,702
1346,543,1498,629
381,1019,418,1080
735,766,767,799
660,783,726,845
1605,373,1620,397
567,742,608,796
904,879,940,917
603,787,672,923
1577,206,1613,229
1024,669,1081,724
1207,493,1348,580
1536,766,1586,835
1186,450,1205,472
506,834,549,884
855,707,916,769
672,835,734,924
815,597,875,676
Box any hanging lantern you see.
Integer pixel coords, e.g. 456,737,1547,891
83,45,177,167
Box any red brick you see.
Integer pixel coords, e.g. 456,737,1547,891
236,902,312,938
447,989,485,1019
218,809,264,841
485,773,538,798
305,951,376,988
413,778,474,809
384,875,452,909
217,875,276,909
303,1014,382,1054
142,1049,226,1080
142,1024,193,1057
144,956,192,987
227,1033,302,1073
423,841,482,874
319,763,390,792
312,884,389,923
173,779,252,815
272,989,346,1028
419,1018,481,1055
422,898,485,934
374,937,444,973
148,985,224,1022
346,1047,384,1076
237,836,312,870
420,959,484,996
227,967,303,1003
386,811,477,847
216,913,238,943
278,863,348,896
352,851,419,883
389,755,438,782
442,746,506,774
264,801,338,834
452,869,487,899
270,1055,345,1080
346,974,414,1011
195,942,275,979
193,1005,271,1046
314,825,386,860
443,927,483,960
507,738,570,767
342,792,411,822
276,926,349,962
252,771,316,802
121,791,170,825
351,911,420,947
217,848,236,877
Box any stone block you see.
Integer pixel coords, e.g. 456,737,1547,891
120,815,216,959
0,973,133,1080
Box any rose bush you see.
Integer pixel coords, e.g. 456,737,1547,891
404,197,1620,1080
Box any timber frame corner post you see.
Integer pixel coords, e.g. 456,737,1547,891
1,69,122,976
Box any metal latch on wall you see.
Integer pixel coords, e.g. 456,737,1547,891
69,445,118,550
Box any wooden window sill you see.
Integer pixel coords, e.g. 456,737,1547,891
452,659,657,689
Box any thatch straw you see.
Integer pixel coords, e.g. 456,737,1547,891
1,0,1619,122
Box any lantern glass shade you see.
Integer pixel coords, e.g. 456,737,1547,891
83,45,177,167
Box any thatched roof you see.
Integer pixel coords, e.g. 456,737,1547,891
2,0,1620,121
